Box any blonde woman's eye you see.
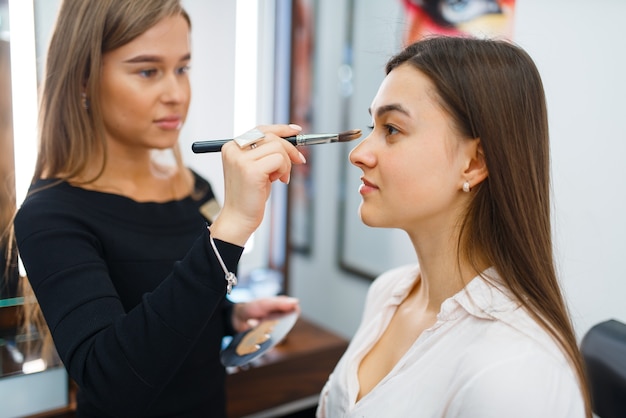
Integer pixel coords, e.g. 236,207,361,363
139,69,157,78
177,65,190,75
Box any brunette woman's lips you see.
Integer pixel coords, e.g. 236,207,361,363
358,177,378,195
155,116,183,130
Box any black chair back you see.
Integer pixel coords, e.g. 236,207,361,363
581,319,626,418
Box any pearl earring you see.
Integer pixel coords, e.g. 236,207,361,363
81,92,90,110
462,182,471,193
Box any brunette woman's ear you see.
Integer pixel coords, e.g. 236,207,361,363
463,139,488,188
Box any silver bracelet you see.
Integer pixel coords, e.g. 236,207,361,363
208,232,238,295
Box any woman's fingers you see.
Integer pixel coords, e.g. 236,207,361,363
223,125,307,185
231,296,300,333
210,124,307,245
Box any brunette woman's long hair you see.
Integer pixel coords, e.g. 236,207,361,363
19,0,191,363
386,36,591,417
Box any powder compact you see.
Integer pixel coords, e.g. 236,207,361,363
220,310,299,367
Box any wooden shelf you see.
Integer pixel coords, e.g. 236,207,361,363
225,317,348,418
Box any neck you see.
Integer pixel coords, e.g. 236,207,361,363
408,225,487,312
74,146,191,202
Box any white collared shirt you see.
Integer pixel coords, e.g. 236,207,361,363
317,265,585,418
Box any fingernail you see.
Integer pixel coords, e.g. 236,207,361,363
299,152,307,163
289,123,302,131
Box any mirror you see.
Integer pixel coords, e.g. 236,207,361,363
1,0,18,301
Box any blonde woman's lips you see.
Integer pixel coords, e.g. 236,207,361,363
155,116,182,130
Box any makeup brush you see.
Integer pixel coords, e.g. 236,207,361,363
191,129,362,153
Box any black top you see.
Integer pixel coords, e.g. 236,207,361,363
14,171,242,417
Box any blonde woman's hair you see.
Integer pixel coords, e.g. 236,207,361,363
36,0,190,182
21,0,191,362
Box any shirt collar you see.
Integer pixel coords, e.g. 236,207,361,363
384,265,520,321
389,265,420,304
439,267,521,321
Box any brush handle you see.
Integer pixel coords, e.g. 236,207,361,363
191,134,339,153
192,136,299,153
191,139,230,153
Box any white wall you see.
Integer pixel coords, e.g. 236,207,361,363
514,0,626,337
291,0,626,341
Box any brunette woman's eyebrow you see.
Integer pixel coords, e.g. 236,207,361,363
369,103,410,118
123,53,191,64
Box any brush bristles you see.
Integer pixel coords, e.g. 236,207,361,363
337,129,362,142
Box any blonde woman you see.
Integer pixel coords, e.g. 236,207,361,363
14,1,304,416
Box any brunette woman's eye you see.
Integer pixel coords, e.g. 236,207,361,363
384,124,399,136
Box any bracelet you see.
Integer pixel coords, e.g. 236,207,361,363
208,232,238,295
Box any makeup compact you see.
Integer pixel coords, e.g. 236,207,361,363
220,310,299,367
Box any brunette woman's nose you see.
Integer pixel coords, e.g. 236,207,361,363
349,133,372,168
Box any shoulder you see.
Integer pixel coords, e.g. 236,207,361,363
16,180,78,221
448,346,585,417
15,179,92,241
443,307,585,417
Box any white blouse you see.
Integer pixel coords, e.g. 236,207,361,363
316,265,585,418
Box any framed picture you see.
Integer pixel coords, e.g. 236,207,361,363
288,0,315,255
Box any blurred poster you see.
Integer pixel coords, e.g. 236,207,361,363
402,0,517,44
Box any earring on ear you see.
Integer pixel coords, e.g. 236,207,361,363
81,92,90,111
462,181,471,193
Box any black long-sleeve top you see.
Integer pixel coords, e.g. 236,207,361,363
14,171,242,417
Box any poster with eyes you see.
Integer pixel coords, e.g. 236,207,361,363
402,0,516,45
338,0,517,280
